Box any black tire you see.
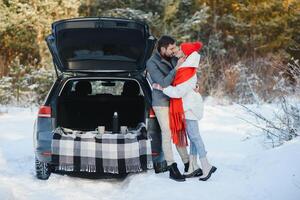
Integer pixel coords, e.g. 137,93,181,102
35,157,51,180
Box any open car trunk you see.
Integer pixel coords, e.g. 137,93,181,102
46,18,156,74
56,78,146,131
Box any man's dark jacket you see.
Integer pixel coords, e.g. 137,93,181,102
146,50,178,107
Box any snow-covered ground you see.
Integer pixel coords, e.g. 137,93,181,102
0,102,300,200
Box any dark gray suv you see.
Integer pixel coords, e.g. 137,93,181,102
33,17,164,180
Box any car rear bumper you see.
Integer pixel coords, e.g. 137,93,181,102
34,129,52,163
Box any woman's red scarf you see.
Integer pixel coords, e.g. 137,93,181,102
169,67,197,147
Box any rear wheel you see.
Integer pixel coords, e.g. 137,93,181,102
35,157,51,180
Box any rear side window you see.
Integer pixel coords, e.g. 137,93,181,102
61,79,142,97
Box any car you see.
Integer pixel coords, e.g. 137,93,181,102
33,17,166,180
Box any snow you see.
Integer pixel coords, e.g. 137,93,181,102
0,103,300,200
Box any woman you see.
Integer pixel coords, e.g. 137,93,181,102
153,41,217,181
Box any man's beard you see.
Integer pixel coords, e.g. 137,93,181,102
161,53,173,61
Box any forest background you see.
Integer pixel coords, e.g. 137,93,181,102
0,0,299,105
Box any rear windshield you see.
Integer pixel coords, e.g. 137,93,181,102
60,79,142,97
57,29,146,71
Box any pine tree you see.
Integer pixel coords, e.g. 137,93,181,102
0,0,80,76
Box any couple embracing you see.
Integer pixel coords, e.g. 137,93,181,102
146,36,217,182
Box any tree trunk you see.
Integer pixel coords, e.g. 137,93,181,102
0,54,9,77
0,55,4,77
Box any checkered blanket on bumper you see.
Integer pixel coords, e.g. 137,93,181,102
51,126,153,174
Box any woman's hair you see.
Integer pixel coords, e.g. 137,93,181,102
157,35,176,52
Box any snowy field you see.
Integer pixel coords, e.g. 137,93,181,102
0,100,300,200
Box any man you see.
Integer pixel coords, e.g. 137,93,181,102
146,35,189,182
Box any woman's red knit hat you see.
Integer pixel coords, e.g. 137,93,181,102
180,41,203,56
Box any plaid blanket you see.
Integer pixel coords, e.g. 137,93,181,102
51,125,153,174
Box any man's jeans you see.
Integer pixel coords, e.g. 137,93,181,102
186,119,207,158
153,106,189,166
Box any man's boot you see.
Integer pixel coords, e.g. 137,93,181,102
184,161,189,173
169,163,185,182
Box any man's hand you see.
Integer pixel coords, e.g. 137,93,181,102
152,83,163,91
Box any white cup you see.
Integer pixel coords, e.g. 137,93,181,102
97,126,105,134
120,126,128,134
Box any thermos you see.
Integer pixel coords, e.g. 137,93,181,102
112,112,119,133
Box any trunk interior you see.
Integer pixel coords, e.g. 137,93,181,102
56,78,146,131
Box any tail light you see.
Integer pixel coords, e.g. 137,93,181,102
38,106,51,118
149,108,156,118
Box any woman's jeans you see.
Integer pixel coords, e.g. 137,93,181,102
186,119,207,158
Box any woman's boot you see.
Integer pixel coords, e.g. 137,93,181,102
193,155,203,177
199,157,217,181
